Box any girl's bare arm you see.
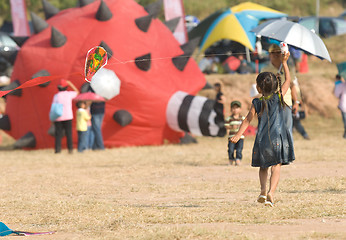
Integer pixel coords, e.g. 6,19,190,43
230,104,255,143
281,52,291,96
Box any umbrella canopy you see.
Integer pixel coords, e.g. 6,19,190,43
299,16,346,38
73,92,106,102
252,19,332,62
189,2,286,52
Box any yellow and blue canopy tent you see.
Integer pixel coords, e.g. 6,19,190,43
189,2,287,52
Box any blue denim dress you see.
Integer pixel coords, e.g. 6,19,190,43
252,93,295,168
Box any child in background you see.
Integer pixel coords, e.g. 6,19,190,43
225,101,245,166
76,101,91,153
230,51,294,207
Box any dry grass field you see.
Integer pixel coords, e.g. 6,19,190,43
0,114,345,239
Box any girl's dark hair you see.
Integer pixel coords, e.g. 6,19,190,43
76,101,86,108
256,72,278,95
256,72,285,116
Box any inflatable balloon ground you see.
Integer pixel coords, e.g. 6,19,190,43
1,0,225,149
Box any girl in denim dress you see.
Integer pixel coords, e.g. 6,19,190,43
230,52,294,207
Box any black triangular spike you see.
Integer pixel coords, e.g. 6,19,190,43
31,69,50,87
30,12,49,34
202,81,213,90
9,36,29,47
135,53,151,71
135,15,152,32
0,115,11,131
51,27,67,48
1,50,18,65
99,41,113,59
164,17,181,33
42,0,59,20
47,124,55,136
172,57,190,71
14,132,36,149
113,110,132,127
96,0,113,21
180,37,200,56
1,80,22,96
78,0,94,7
180,132,197,144
172,37,201,71
47,124,65,137
144,0,162,18
80,82,90,93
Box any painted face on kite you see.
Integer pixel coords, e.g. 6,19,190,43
3,0,225,149
85,46,107,82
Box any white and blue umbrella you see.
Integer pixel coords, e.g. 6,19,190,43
252,19,332,62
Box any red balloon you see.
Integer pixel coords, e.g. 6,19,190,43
5,0,206,149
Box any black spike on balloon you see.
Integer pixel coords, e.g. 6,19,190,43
113,110,132,127
96,0,113,21
180,132,197,144
79,0,94,7
135,53,151,71
0,115,11,131
172,37,200,71
202,81,213,90
14,132,36,149
42,0,59,20
47,124,55,136
99,41,113,59
135,15,153,32
144,0,162,18
2,51,18,65
1,80,22,96
9,36,29,47
31,69,51,87
180,37,200,56
30,12,49,34
80,82,91,93
51,27,67,48
164,17,180,33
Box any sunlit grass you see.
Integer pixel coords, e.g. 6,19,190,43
0,115,345,239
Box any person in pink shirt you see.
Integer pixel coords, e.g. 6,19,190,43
334,74,346,138
52,79,79,153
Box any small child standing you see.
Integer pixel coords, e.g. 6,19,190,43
225,101,245,166
76,101,91,153
230,51,294,207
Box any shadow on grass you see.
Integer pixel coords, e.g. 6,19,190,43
128,204,201,208
0,144,15,151
284,188,345,194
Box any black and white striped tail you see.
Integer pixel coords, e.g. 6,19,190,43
166,91,226,137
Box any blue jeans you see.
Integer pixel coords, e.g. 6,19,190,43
293,117,309,138
87,125,94,149
341,111,346,138
77,131,88,152
91,113,105,150
228,139,244,160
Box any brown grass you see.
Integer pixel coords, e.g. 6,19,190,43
0,114,345,239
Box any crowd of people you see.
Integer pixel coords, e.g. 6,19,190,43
50,79,105,154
